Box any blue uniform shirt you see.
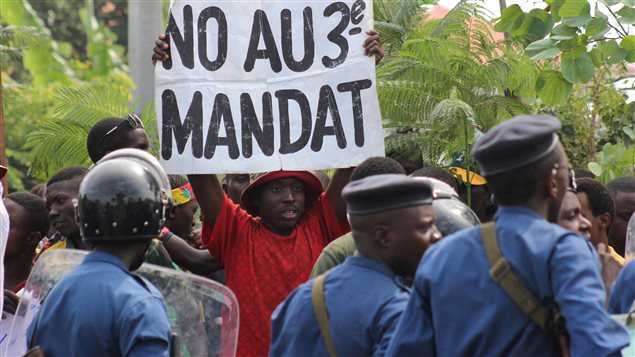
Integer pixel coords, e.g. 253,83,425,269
386,206,629,357
27,251,171,356
609,259,635,314
270,255,409,357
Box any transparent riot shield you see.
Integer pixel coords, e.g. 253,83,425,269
4,249,239,357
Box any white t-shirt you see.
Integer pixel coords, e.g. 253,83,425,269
0,182,9,314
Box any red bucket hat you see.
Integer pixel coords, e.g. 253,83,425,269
240,170,324,216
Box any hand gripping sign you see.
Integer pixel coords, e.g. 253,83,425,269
4,249,239,357
155,0,384,174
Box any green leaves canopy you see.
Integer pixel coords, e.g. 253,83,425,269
495,0,634,104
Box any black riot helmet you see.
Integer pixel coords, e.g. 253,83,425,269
76,149,171,242
414,177,480,236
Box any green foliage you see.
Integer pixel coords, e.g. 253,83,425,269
3,84,58,190
587,141,635,182
22,81,153,179
373,0,431,57
378,1,531,165
535,67,634,171
495,0,634,103
1,0,76,85
536,69,572,104
2,0,134,191
27,0,128,61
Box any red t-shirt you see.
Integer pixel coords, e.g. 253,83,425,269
202,193,350,356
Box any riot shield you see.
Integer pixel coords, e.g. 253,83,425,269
3,249,239,357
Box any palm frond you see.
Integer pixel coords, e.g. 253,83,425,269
378,0,531,165
54,84,131,122
24,83,135,177
23,119,92,177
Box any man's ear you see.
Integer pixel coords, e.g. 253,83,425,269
27,231,43,249
546,168,559,199
167,206,178,219
373,225,392,249
598,212,613,232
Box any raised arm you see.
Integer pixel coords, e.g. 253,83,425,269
187,174,225,225
326,168,354,222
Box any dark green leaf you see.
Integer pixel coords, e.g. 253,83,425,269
559,0,590,18
494,4,526,33
551,0,566,20
598,40,620,57
561,52,595,83
561,15,593,26
589,48,604,67
585,17,610,39
536,70,572,105
551,24,578,40
557,38,578,51
617,5,635,24
607,48,627,64
512,9,554,39
526,38,560,60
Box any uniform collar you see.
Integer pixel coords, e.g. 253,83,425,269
83,251,129,272
344,255,395,279
495,205,544,221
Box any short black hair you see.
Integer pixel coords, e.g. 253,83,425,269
168,174,189,189
86,117,143,163
351,157,406,181
46,166,88,188
576,177,615,231
486,148,560,205
6,192,50,237
385,148,423,175
410,167,459,192
607,176,635,196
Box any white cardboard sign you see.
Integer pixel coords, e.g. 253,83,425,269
155,0,384,173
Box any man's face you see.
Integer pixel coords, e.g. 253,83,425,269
255,178,306,232
166,200,199,240
123,128,150,152
225,174,250,206
387,204,441,277
610,191,635,254
4,198,31,259
558,191,591,239
46,178,81,239
547,144,570,223
576,191,604,247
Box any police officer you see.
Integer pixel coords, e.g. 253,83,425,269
386,115,629,356
27,150,172,356
270,174,441,356
310,177,479,278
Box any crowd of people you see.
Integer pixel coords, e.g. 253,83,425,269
0,31,634,357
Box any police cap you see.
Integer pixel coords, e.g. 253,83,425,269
343,174,433,215
471,115,561,176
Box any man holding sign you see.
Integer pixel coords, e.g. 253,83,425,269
153,0,383,354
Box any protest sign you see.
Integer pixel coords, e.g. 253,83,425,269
155,0,384,173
